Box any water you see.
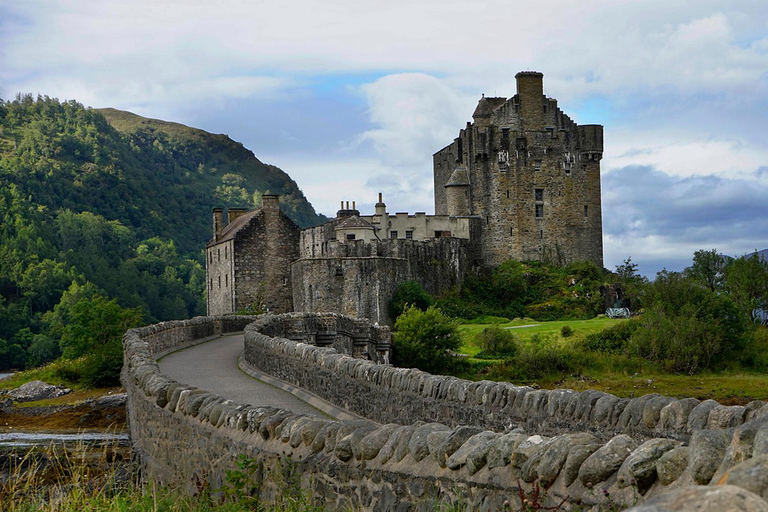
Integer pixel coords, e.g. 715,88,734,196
0,431,129,449
0,372,13,380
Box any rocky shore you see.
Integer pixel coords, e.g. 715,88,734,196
0,381,127,430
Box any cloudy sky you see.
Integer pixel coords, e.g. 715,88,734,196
1,0,767,276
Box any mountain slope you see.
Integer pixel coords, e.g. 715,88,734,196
0,94,325,370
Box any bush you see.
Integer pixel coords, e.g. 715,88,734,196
476,325,519,358
389,281,433,321
581,320,639,353
392,306,462,374
560,325,573,337
81,340,124,387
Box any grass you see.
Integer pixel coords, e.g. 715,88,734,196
0,359,88,392
458,316,616,358
456,318,768,405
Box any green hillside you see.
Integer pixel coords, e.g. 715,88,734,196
0,94,325,373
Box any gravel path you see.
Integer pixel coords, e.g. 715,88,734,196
158,334,323,417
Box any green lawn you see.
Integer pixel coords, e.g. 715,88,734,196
458,316,618,358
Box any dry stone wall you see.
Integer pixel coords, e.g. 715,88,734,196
124,315,768,511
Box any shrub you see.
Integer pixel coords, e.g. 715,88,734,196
581,320,638,353
560,325,574,337
81,340,124,387
504,343,582,381
389,281,433,321
392,305,462,374
476,325,519,358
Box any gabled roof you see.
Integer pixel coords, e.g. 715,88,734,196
472,96,506,118
335,215,374,230
207,209,261,247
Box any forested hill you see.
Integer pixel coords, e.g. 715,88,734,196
0,94,325,371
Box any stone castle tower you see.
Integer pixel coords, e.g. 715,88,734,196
433,71,604,267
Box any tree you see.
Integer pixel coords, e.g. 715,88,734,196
59,295,142,359
392,306,462,374
686,249,726,292
724,253,768,324
389,280,433,321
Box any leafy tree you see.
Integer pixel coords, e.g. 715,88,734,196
389,280,433,320
392,305,462,374
628,270,746,373
59,295,142,359
686,249,727,292
724,252,768,324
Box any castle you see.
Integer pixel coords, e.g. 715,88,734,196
206,72,604,325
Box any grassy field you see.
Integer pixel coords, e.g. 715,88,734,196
457,317,768,405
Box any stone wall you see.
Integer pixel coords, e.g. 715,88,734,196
124,316,768,511
292,237,475,326
206,240,235,315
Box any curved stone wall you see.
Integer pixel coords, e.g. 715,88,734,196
124,315,768,510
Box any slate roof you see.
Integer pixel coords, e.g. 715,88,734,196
335,215,374,230
207,209,261,247
445,167,469,187
472,96,507,118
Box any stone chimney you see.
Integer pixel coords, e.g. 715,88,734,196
212,207,224,242
262,194,280,210
227,208,248,223
516,71,545,131
336,199,360,219
375,192,386,217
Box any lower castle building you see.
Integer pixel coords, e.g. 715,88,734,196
206,71,603,325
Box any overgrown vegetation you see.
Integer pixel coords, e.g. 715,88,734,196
0,94,326,374
392,248,768,399
435,259,608,322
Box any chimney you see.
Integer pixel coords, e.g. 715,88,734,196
515,71,545,131
227,208,248,223
375,192,386,217
262,194,280,210
212,207,224,242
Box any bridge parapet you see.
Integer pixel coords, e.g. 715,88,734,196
122,315,768,510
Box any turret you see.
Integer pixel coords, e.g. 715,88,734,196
444,167,470,216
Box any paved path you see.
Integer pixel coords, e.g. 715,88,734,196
158,334,332,418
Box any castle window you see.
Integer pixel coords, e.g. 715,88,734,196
390,231,398,239
584,205,589,218
501,128,510,150
225,274,228,287
535,189,544,202
209,252,212,264
346,234,356,241
535,204,544,218
210,278,213,289
335,266,343,276
218,248,221,261
510,227,514,236
225,246,227,259
534,160,542,171
565,167,571,177
506,190,510,199
405,230,414,240
218,275,221,289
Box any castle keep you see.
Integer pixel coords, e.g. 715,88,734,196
206,72,603,324
434,71,603,266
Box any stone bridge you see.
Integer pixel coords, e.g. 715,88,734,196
123,314,768,511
